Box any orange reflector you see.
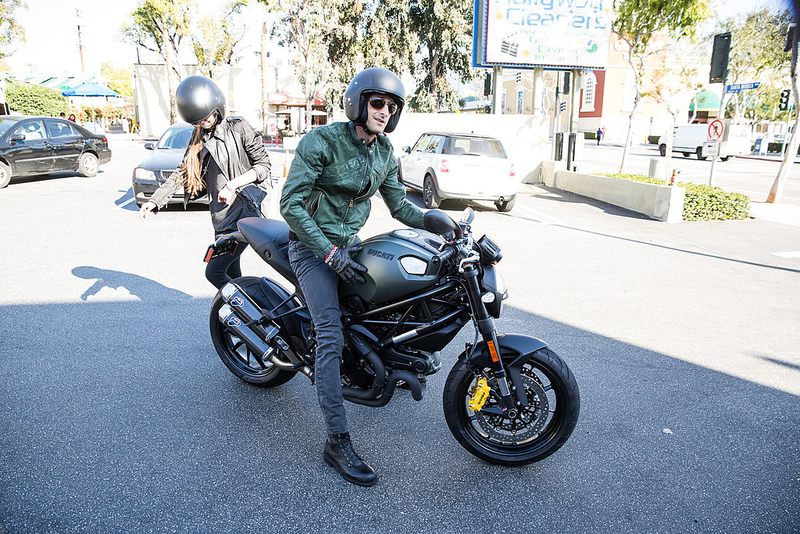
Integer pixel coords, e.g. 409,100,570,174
487,340,499,362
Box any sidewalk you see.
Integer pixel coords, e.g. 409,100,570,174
749,201,800,227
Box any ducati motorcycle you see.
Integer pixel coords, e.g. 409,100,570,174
207,208,579,465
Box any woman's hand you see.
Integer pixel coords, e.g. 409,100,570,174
138,201,157,221
218,183,236,205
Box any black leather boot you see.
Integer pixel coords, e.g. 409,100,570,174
323,433,378,487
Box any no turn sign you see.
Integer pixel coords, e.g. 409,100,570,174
708,119,724,140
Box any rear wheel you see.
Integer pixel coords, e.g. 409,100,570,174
659,144,667,157
443,347,579,466
682,152,690,158
209,276,297,387
495,196,516,212
0,161,10,188
78,153,99,177
423,174,441,209
696,147,706,161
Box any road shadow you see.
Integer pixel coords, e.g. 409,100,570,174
0,293,797,532
8,169,106,187
72,265,192,301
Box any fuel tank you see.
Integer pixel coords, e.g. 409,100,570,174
340,229,446,304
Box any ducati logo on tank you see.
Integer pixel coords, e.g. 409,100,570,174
367,248,395,261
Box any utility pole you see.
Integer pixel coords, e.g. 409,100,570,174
76,10,85,73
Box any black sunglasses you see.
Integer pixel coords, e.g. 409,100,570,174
368,97,398,115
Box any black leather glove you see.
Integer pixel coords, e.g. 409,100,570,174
325,245,367,285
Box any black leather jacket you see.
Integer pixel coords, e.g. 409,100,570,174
149,117,271,232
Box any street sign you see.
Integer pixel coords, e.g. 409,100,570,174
708,119,724,140
726,82,761,94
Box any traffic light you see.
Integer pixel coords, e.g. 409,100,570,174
710,32,731,84
779,89,791,111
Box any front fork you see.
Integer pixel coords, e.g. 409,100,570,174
463,267,519,417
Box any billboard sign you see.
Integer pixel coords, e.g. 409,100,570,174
473,0,613,70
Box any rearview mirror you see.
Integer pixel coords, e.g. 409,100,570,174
403,146,411,154
10,134,24,142
144,142,155,150
424,209,461,239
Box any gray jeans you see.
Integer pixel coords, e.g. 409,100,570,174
287,240,348,435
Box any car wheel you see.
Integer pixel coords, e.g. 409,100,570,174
78,153,99,177
659,144,667,157
423,175,441,209
682,152,690,158
696,147,706,161
495,196,516,212
0,161,10,188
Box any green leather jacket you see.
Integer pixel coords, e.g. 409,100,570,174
280,121,425,260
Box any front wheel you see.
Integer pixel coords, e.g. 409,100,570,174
0,161,11,188
659,144,667,157
423,175,441,209
443,347,579,466
210,276,297,387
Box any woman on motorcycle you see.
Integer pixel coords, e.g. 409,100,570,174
280,68,425,486
138,75,271,289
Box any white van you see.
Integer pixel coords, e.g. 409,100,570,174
659,121,752,161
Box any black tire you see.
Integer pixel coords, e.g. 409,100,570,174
0,161,10,188
423,174,441,209
659,144,667,157
495,196,516,212
682,152,690,158
721,156,730,161
209,276,297,387
78,153,99,177
443,347,579,466
696,147,706,161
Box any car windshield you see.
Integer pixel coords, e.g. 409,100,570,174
0,118,23,138
448,137,506,158
157,126,193,149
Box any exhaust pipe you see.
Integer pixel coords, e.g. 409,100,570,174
218,282,313,380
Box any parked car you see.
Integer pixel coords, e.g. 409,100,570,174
397,132,517,211
659,121,751,161
131,123,208,207
0,115,112,188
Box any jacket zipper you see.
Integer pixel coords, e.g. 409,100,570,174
339,146,371,246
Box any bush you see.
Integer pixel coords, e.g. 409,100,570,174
583,131,597,139
6,81,69,116
598,172,751,221
647,135,661,145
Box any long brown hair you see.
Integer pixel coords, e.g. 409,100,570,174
182,126,204,196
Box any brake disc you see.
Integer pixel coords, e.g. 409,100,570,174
472,372,550,444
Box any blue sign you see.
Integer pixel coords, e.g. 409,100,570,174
726,82,761,94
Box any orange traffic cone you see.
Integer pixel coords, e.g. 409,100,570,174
282,150,290,179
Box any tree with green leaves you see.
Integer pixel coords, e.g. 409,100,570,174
101,62,133,98
121,0,195,122
717,8,793,125
0,0,25,60
612,0,710,173
407,0,475,112
192,0,248,80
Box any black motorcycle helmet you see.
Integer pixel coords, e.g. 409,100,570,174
344,67,405,133
175,75,226,126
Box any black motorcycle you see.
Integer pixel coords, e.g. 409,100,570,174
206,208,579,465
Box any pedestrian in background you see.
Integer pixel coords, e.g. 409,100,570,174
138,75,271,289
596,127,604,145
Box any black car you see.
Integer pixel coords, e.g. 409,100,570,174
132,123,209,207
0,115,112,188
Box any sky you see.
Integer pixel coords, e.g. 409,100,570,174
4,0,797,76
4,0,263,74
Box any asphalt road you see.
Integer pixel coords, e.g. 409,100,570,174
1,137,799,533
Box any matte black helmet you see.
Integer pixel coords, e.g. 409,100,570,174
344,67,405,133
175,75,226,125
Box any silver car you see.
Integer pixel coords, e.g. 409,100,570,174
398,132,517,212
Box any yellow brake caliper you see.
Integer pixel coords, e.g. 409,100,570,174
468,377,491,412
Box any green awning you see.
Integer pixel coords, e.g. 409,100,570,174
689,89,721,112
